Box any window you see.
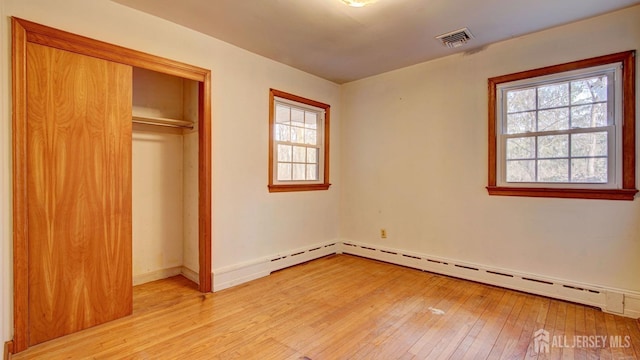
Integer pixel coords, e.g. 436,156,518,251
487,51,637,200
269,89,331,192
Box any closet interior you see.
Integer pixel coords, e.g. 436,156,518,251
131,68,200,286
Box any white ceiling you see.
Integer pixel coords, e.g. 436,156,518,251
113,0,640,84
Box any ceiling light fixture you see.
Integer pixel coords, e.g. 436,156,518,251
341,0,378,7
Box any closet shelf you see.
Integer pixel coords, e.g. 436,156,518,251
132,115,194,129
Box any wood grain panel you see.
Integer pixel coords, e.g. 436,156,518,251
26,43,132,346
13,17,212,353
621,51,636,191
11,18,30,353
13,17,208,82
198,77,212,293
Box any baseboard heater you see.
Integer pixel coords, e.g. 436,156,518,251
270,243,339,272
212,240,639,318
340,241,639,318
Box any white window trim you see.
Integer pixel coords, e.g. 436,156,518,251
495,63,623,190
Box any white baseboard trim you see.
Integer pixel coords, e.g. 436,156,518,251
180,266,200,285
133,266,182,286
623,293,640,319
340,241,640,319
213,258,271,292
134,266,201,286
212,241,340,292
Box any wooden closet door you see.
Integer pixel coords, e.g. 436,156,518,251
26,43,133,346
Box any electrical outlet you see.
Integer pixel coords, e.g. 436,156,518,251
380,229,387,238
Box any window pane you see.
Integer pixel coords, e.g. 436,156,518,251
506,137,535,159
293,146,306,163
571,76,607,105
538,159,569,182
305,129,317,145
277,163,291,181
271,91,328,188
276,105,290,124
307,148,318,164
506,112,535,134
493,58,625,193
571,103,608,128
507,88,535,113
571,132,607,157
538,83,569,109
506,160,535,182
293,164,306,180
571,158,607,183
538,135,568,158
277,144,292,162
291,126,304,144
275,124,290,142
538,108,569,131
306,164,318,180
305,112,317,129
291,108,304,127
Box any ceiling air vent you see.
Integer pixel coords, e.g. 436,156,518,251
436,28,474,48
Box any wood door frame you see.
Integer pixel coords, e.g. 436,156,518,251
11,17,212,353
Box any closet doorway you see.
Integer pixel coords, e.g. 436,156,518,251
131,68,202,287
11,18,212,353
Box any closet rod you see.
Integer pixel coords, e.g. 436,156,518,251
132,115,194,130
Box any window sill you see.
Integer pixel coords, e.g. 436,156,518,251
486,186,638,200
268,183,331,193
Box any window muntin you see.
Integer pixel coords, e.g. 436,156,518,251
273,100,323,183
487,51,637,200
496,65,621,189
268,89,331,192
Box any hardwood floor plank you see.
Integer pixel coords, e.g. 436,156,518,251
390,277,478,357
317,273,443,358
547,300,567,359
424,286,498,359
345,274,453,359
407,280,482,356
11,255,640,360
457,291,519,359
573,304,588,360
484,292,528,359
583,306,600,360
563,303,577,359
604,314,628,359
595,309,613,360
514,296,550,359
539,299,560,359
613,313,639,359
622,317,640,359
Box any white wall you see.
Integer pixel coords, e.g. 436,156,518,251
1,0,341,342
182,79,200,276
183,131,199,274
132,129,185,280
340,6,640,293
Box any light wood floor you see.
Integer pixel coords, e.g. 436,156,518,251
12,254,640,359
